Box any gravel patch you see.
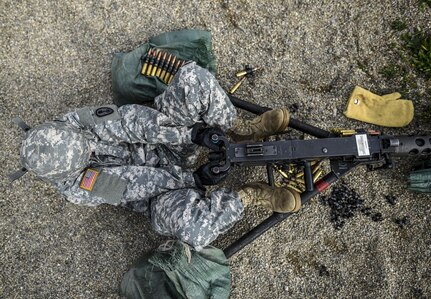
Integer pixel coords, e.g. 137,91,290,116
1,1,430,298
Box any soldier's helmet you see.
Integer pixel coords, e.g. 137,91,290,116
20,121,91,181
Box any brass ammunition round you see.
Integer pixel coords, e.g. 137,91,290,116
168,60,182,84
146,64,153,76
164,56,177,83
145,51,157,76
160,54,172,82
295,171,304,179
166,74,172,84
229,76,246,94
141,62,149,75
155,52,165,77
141,48,152,75
312,162,323,174
293,177,305,185
235,70,248,77
151,51,161,76
313,169,323,183
276,168,290,179
287,184,303,193
160,70,167,81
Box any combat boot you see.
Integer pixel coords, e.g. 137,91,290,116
238,182,301,213
229,108,290,142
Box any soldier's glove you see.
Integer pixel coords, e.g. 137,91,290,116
193,160,228,190
191,124,224,151
344,86,414,127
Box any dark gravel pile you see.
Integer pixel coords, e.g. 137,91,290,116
320,182,387,229
320,182,365,229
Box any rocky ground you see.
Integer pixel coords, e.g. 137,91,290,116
1,0,430,298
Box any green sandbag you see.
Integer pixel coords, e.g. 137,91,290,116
112,29,216,106
120,241,231,299
409,168,431,193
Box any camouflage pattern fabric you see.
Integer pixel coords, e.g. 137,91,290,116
151,188,242,251
20,62,243,250
20,121,91,181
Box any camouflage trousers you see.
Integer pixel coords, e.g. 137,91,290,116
131,62,244,251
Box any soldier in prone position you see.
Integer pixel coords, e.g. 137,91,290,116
13,62,301,251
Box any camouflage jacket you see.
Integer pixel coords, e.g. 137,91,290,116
52,104,197,209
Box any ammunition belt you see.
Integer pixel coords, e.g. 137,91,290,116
141,48,186,85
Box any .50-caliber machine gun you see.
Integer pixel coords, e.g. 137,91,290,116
210,96,431,258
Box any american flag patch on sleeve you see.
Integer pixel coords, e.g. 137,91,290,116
79,169,99,191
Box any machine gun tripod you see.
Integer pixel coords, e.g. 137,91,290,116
206,96,431,258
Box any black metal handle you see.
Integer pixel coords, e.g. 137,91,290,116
303,161,314,192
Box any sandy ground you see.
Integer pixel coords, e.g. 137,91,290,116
1,0,430,298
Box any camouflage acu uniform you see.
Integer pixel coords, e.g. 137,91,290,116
20,62,244,251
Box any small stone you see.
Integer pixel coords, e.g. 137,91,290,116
394,216,410,229
318,264,330,277
371,212,384,222
385,194,397,206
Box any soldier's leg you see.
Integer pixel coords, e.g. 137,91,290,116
154,61,291,144
150,187,244,251
154,61,237,131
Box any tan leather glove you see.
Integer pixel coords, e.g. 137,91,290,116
344,86,414,127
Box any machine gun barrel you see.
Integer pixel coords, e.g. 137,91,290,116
383,135,431,156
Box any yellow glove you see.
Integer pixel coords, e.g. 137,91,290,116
343,86,414,127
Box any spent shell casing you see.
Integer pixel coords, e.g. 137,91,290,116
295,172,305,179
229,76,246,94
156,52,166,77
294,177,305,186
141,48,152,75
287,184,303,193
145,50,157,76
164,55,176,82
168,60,182,84
312,162,323,174
160,54,171,81
151,51,161,76
285,180,299,187
235,66,262,77
276,168,290,179
288,164,294,173
313,169,323,183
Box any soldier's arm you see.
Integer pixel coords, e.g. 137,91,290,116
60,104,193,145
